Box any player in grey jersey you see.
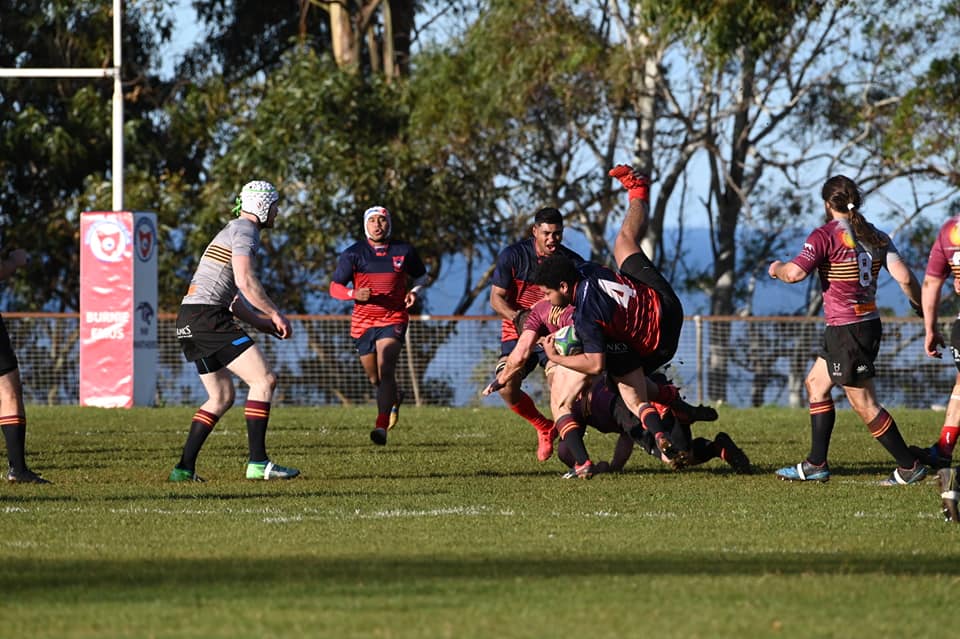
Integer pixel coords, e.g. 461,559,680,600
169,180,300,482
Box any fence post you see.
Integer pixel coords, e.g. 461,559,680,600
694,315,703,404
405,319,422,407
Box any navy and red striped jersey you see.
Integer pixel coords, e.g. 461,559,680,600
332,239,426,338
491,238,584,341
572,262,662,356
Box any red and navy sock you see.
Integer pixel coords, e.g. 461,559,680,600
937,424,959,457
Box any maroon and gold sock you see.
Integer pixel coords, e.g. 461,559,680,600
178,409,220,471
869,409,915,468
0,414,26,473
556,414,589,465
245,400,271,461
807,399,835,465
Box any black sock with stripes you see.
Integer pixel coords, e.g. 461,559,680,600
178,409,219,471
807,400,835,466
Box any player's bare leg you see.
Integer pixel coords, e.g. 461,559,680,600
227,346,298,479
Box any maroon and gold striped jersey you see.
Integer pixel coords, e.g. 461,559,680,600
789,218,902,326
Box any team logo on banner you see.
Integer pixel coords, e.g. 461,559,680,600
85,219,131,263
135,216,156,262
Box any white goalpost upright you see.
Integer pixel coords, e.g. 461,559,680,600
2,1,159,408
0,0,124,210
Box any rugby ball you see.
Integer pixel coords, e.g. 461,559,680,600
552,325,582,356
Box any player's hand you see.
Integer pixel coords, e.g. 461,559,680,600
768,261,782,279
481,379,502,396
270,312,292,339
954,278,960,295
541,334,561,361
354,287,372,302
608,164,650,201
925,330,945,359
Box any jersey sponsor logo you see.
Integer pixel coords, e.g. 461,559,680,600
605,342,629,353
392,255,405,272
950,223,960,246
176,325,192,340
85,219,131,263
838,230,856,249
135,215,156,262
831,361,842,377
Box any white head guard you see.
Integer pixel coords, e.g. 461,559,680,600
363,205,391,240
233,180,279,223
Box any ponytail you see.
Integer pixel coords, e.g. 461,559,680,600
821,174,887,248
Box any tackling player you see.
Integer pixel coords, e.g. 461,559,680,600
330,205,428,446
533,165,687,479
170,180,299,482
489,207,584,462
485,296,718,477
768,174,925,486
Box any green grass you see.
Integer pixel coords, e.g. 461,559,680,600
3,405,959,638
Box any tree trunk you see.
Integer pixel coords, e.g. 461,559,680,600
707,51,755,402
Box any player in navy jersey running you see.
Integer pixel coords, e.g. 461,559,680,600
768,174,925,486
330,206,428,446
532,165,686,479
489,207,585,462
170,180,299,482
0,246,49,483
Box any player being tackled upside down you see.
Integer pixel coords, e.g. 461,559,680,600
531,164,688,479
484,296,728,476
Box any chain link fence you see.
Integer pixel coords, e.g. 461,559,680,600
2,313,953,409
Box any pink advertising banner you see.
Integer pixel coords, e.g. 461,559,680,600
79,211,157,407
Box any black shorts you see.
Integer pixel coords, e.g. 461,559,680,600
950,320,960,373
618,252,684,375
0,314,19,376
354,323,407,356
820,318,881,387
176,304,255,372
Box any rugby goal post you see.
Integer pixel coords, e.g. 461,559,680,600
2,2,159,408
0,0,124,210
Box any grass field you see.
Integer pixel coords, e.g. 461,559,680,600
3,404,959,638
